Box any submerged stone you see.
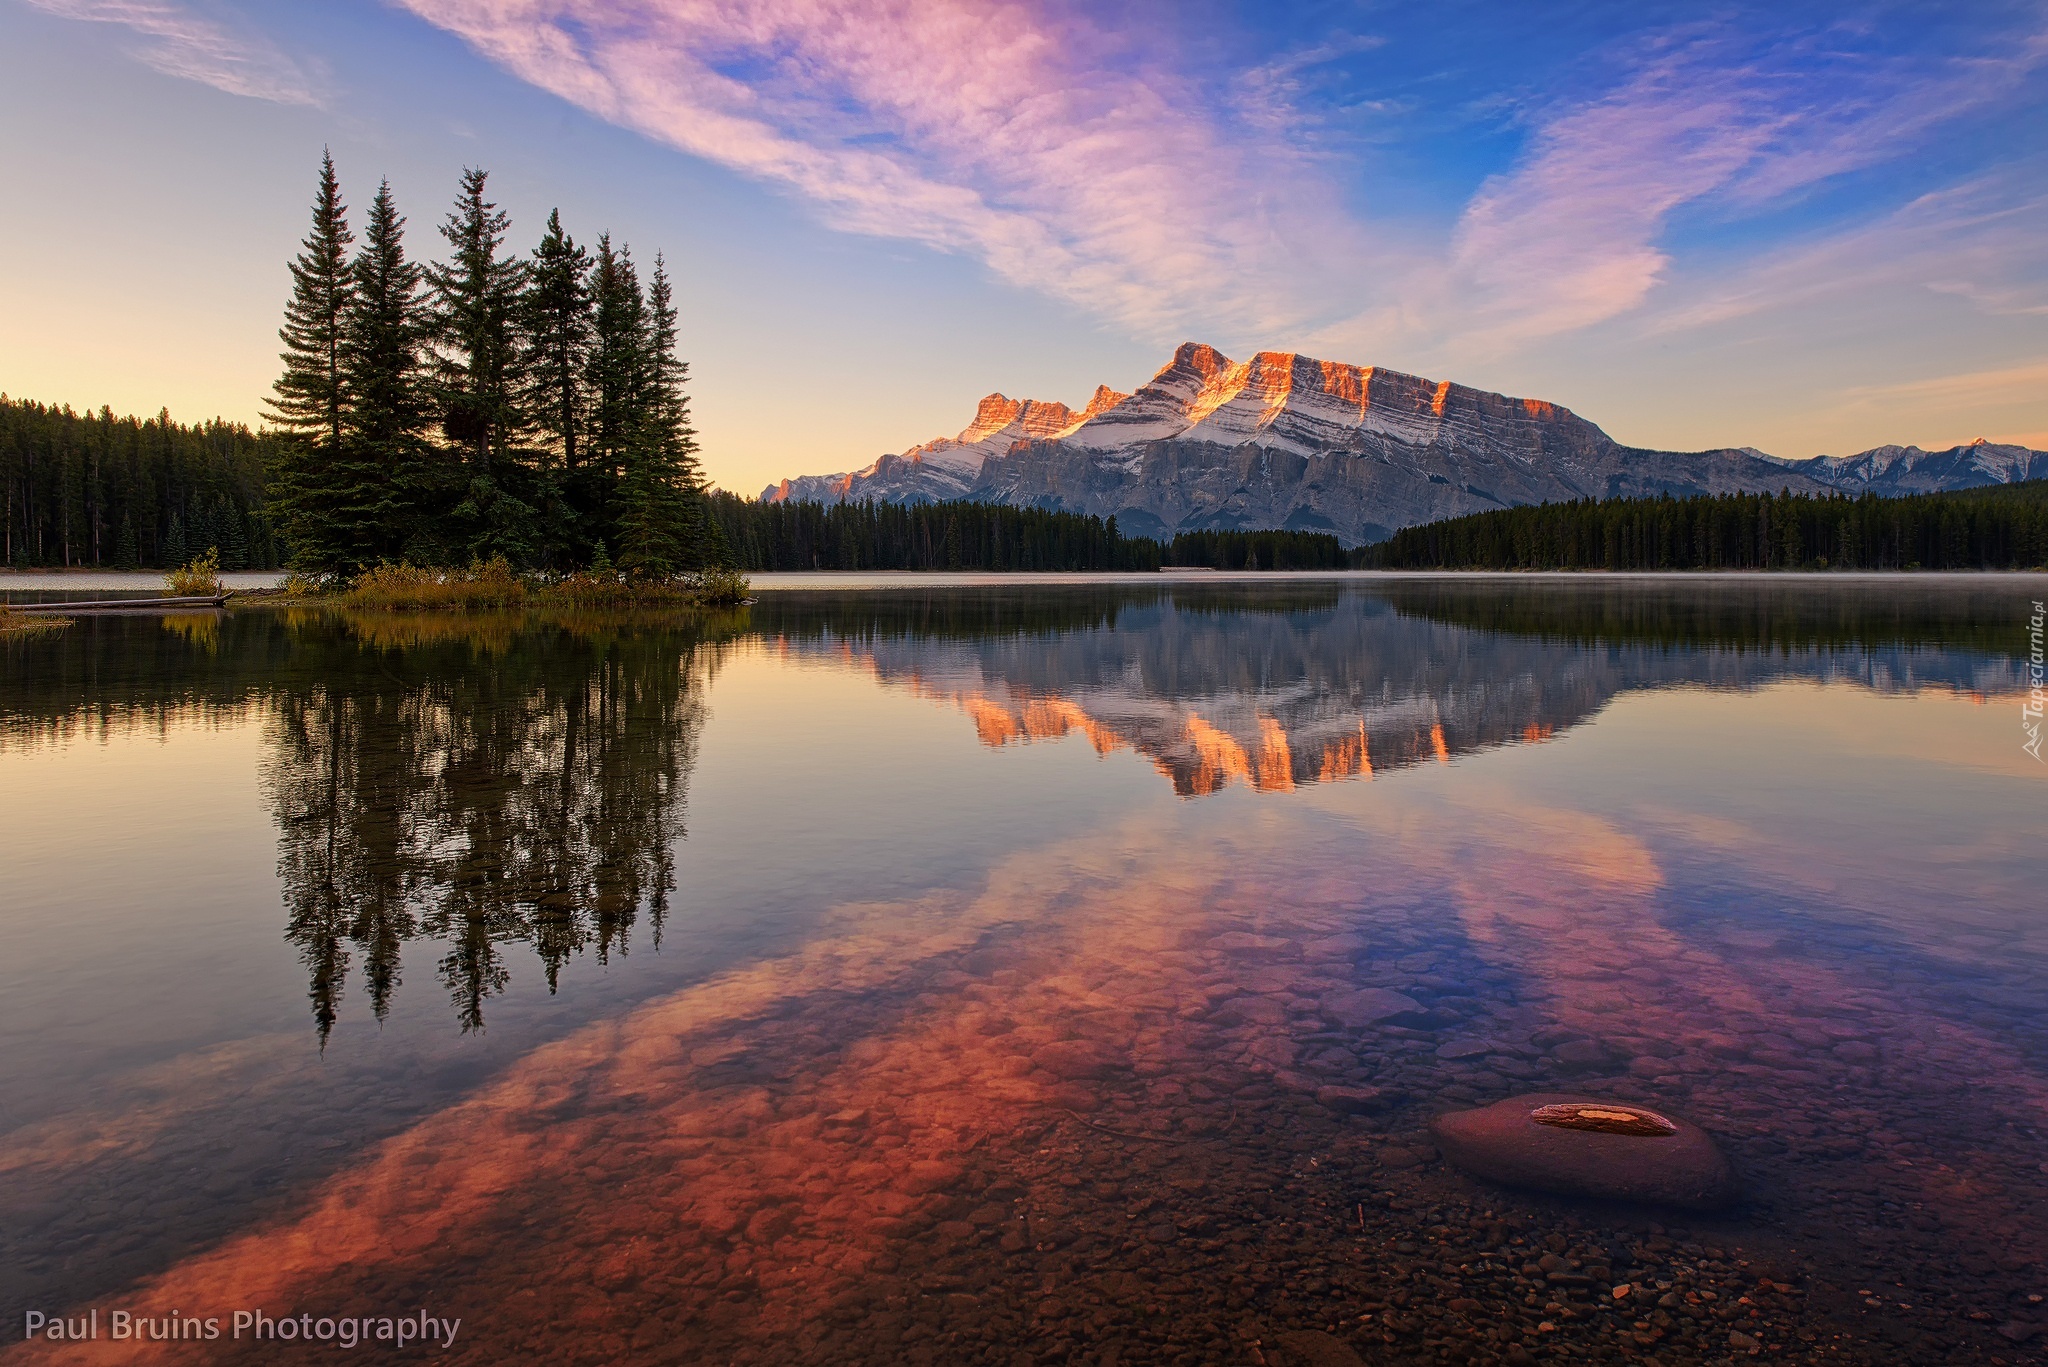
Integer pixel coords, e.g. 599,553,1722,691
1322,988,1427,1029
1430,1093,1738,1210
1314,1084,1391,1115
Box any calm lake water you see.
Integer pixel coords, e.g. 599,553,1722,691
1,577,2044,1366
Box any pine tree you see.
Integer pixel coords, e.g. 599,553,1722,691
114,511,138,570
583,234,644,554
616,253,702,576
523,209,592,566
163,510,187,568
266,150,355,575
220,497,251,570
188,498,218,559
425,167,534,561
344,178,434,561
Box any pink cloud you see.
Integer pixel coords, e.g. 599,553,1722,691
1435,25,2048,354
395,0,1371,342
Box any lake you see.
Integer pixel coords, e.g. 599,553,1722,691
1,576,2044,1365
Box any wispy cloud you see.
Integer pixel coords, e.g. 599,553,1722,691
22,0,323,105
1843,358,2048,403
1227,33,1392,140
1444,38,1794,349
1434,22,2048,354
1645,167,2048,335
395,0,1372,343
294,2,2048,365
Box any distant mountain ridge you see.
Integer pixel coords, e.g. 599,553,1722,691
1765,439,2048,493
763,343,2048,545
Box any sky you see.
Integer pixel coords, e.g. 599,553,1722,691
1,0,2046,497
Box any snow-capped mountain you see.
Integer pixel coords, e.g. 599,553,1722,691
764,391,1123,504
1781,440,2048,493
762,343,2045,544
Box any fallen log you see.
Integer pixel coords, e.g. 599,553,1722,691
9,593,231,613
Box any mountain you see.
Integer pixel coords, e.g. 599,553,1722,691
762,344,2046,545
764,391,1123,505
1774,440,2048,493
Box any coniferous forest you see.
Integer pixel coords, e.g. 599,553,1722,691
265,153,716,578
709,484,2048,572
1,398,283,569
705,492,1162,571
702,496,1371,571
1366,483,2048,571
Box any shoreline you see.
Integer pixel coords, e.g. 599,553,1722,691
5,566,2048,598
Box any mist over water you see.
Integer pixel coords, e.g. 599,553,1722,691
1,579,2043,1365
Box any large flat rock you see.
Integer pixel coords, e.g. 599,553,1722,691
1430,1092,1738,1210
1322,987,1427,1029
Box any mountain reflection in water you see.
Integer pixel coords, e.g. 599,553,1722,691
2,583,2029,1039
755,581,2028,797
0,579,2042,1367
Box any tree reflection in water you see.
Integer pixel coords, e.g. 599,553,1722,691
264,609,738,1038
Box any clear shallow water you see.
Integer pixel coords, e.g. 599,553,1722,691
1,579,2044,1365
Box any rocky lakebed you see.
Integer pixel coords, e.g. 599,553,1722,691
26,858,2036,1367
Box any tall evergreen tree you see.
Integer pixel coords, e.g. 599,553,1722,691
583,234,644,551
426,167,534,561
344,179,435,562
522,209,593,566
163,511,188,567
266,150,355,574
617,253,705,575
114,511,139,570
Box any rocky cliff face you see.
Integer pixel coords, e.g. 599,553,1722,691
762,344,2042,544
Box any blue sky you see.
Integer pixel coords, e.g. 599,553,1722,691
2,0,2045,495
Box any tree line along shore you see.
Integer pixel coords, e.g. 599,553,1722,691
6,388,2046,580
0,150,2042,584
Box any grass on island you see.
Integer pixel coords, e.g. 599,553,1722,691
0,602,70,636
165,548,226,598
340,558,530,610
289,557,753,613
